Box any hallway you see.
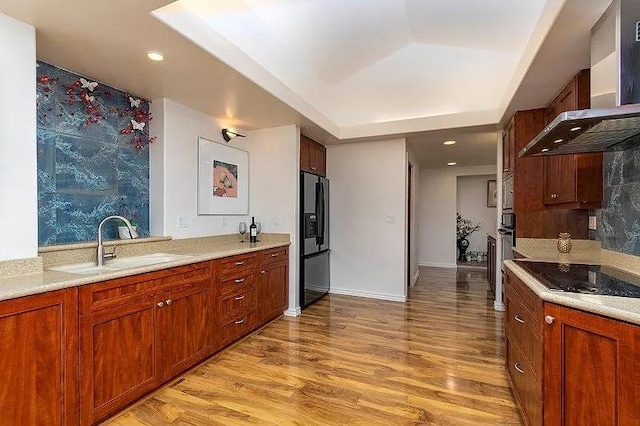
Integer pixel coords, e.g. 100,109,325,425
108,267,522,425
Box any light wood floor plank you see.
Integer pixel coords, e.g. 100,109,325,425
105,267,523,425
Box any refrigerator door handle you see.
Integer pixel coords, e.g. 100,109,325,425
316,181,324,246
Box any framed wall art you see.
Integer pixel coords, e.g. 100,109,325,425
197,137,249,215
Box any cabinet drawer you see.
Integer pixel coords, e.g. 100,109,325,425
220,254,258,279
220,311,256,346
80,262,212,315
220,273,256,295
505,294,542,380
220,288,256,321
506,334,542,426
505,270,542,324
260,247,288,266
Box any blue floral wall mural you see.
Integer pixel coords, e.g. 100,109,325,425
36,61,152,246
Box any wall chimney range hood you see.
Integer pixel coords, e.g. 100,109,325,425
520,0,640,158
519,104,640,157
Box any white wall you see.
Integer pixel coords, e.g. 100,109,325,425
149,98,300,312
456,175,497,253
0,14,37,261
418,165,497,268
327,138,407,302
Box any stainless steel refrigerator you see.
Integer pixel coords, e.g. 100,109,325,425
300,172,330,308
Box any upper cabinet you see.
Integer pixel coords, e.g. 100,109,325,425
502,120,515,175
542,70,603,209
300,135,327,176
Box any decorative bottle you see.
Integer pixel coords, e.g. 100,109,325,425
557,232,572,253
249,216,257,243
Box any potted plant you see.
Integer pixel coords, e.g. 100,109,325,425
117,208,139,239
456,213,480,261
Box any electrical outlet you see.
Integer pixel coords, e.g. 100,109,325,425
220,217,227,228
274,215,282,227
386,214,396,224
589,216,597,231
177,216,188,229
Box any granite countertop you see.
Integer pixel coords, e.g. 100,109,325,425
505,259,640,326
0,241,290,303
512,246,601,264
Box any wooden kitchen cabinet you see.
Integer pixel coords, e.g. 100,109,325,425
486,235,496,295
257,247,289,324
502,120,515,176
542,69,602,209
505,270,640,425
300,134,326,176
158,281,213,381
544,303,639,426
0,288,78,426
79,262,213,425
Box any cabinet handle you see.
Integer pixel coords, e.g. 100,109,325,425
271,253,279,257
157,301,164,308
503,168,508,172
514,314,525,324
514,363,525,374
235,318,246,325
233,295,245,301
545,315,555,325
261,270,266,274
234,278,245,284
234,261,245,266
311,167,317,170
166,299,172,305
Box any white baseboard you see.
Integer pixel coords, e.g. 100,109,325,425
283,307,301,317
493,301,505,312
418,262,457,269
410,270,420,286
329,288,406,302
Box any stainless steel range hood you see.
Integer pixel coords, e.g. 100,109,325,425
520,0,640,158
519,104,640,157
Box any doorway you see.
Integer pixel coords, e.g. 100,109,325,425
407,163,413,287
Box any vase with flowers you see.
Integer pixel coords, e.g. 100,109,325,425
456,213,481,261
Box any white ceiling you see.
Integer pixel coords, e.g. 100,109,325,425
0,0,614,169
154,0,549,131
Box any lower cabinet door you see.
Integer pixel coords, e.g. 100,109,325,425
544,303,638,426
0,289,78,426
80,298,160,425
257,260,288,325
158,282,213,380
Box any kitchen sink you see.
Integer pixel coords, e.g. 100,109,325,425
50,252,193,275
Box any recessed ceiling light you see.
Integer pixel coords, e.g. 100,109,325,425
444,140,456,145
541,148,549,152
570,126,582,132
447,162,457,166
147,51,164,61
554,139,563,144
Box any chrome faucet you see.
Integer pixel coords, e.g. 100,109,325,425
97,215,137,266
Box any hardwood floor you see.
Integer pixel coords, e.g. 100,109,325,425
106,267,522,425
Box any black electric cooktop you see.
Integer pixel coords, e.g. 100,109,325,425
514,260,640,299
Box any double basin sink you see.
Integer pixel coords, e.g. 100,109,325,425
50,253,194,275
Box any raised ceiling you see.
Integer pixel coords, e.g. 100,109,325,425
154,0,548,135
0,0,615,168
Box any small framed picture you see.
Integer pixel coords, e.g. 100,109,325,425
487,179,497,208
197,137,249,215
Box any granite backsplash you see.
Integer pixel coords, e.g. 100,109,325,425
594,138,640,255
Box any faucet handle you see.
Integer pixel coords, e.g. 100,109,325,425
104,245,117,261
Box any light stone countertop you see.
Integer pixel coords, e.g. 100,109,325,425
512,246,602,264
0,241,290,303
505,259,640,326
